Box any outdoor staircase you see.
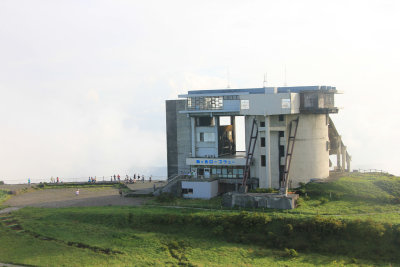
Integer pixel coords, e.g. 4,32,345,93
279,117,299,196
241,118,259,192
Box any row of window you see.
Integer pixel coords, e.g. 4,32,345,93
187,96,223,110
191,166,245,179
259,115,285,127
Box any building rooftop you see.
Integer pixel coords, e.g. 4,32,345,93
185,86,336,96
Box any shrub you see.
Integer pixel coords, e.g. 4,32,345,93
319,197,329,204
0,181,4,185
284,248,298,258
213,225,224,235
284,224,294,235
296,198,304,207
248,188,277,193
155,192,176,203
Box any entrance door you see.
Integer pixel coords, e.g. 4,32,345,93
197,168,204,178
204,168,210,179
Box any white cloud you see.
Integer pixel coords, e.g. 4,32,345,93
0,0,399,182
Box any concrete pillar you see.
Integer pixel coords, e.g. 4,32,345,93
341,145,346,172
336,137,341,170
264,116,272,188
214,116,219,157
191,117,196,157
346,153,351,172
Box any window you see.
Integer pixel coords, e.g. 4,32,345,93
279,131,284,137
223,95,239,100
197,132,215,142
182,188,193,194
197,117,214,126
279,115,284,121
261,137,265,147
279,145,285,157
222,168,228,178
261,155,266,167
187,96,223,110
260,121,265,127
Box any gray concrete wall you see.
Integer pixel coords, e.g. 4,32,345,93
240,93,300,116
195,126,218,157
166,100,179,178
166,100,192,178
288,114,330,187
181,180,218,199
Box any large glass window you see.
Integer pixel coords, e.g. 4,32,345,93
222,168,228,178
187,96,223,110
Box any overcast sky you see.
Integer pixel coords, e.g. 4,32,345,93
1,0,399,182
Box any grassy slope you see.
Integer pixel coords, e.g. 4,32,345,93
149,173,400,223
0,206,378,267
1,173,400,266
0,190,10,209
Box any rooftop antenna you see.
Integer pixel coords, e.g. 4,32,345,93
263,73,267,88
227,67,230,89
284,65,287,86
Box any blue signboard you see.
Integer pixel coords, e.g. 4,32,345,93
195,159,235,165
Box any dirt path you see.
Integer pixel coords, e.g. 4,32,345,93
2,188,145,208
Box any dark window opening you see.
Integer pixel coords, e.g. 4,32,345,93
261,137,265,147
260,121,265,127
199,132,204,142
279,145,285,157
197,117,214,126
197,168,204,175
279,115,284,121
182,188,193,194
279,166,285,185
261,155,266,167
279,131,284,137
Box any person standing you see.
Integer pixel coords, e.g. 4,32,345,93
117,174,120,182
57,177,59,183
28,178,30,185
149,175,152,183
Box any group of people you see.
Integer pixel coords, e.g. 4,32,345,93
111,174,152,184
88,177,97,183
50,177,60,183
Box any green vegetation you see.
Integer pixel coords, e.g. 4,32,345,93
0,206,393,266
0,190,10,209
1,173,400,266
149,174,400,223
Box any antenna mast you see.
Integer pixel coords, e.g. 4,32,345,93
284,66,287,86
263,73,267,88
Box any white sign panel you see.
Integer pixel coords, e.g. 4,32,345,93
281,99,291,109
186,157,246,166
240,100,250,110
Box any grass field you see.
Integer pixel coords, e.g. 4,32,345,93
149,173,400,223
1,173,400,266
0,190,10,209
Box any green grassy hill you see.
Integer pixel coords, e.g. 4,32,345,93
1,173,400,266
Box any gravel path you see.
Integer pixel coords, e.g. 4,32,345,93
2,188,145,208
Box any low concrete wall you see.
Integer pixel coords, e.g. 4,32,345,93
222,192,298,209
182,180,218,199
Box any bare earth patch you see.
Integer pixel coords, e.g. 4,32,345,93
3,188,145,208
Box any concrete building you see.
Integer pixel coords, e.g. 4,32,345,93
166,86,350,199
